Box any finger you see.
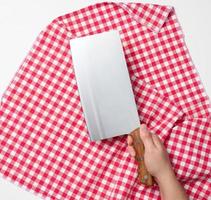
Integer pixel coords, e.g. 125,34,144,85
139,124,155,149
151,133,163,149
127,146,136,157
127,135,133,146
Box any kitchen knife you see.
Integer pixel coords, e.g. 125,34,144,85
69,30,154,186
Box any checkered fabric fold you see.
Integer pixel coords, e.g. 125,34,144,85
0,2,210,199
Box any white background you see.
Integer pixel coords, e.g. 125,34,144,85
0,0,210,199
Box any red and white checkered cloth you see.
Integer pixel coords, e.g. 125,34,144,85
0,2,210,199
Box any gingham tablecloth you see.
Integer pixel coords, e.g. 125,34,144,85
0,2,210,200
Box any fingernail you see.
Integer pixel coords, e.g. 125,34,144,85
131,151,135,157
128,146,135,156
140,124,147,132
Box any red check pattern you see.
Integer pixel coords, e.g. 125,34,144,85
0,2,210,200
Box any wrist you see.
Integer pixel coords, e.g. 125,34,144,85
155,167,189,200
155,167,176,186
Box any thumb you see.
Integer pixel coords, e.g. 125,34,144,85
139,124,154,149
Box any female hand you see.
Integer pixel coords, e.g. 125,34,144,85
127,124,188,200
127,124,173,181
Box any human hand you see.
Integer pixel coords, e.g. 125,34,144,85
127,124,174,182
127,124,188,200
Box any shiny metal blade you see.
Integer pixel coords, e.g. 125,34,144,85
70,30,140,141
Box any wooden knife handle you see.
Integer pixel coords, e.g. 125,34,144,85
129,128,154,186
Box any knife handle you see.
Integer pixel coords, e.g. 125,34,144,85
129,128,154,186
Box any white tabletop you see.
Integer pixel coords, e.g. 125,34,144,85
0,1,210,199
